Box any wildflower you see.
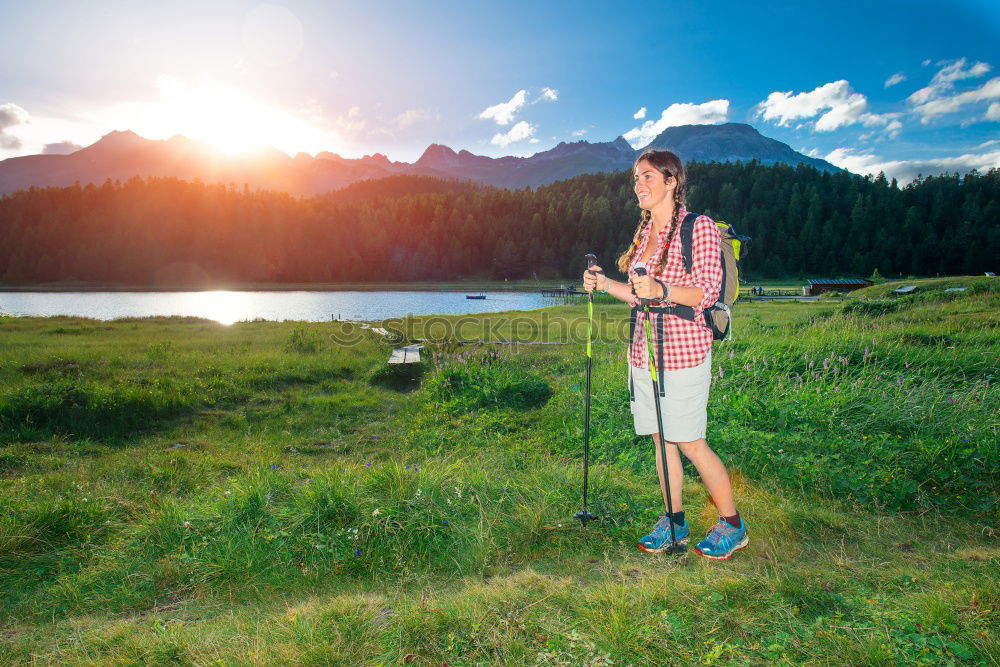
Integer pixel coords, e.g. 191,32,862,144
183,521,191,528
414,466,419,472
835,386,841,393
745,362,751,371
355,549,361,556
365,462,371,467
809,360,815,369
372,508,381,516
897,378,904,386
225,490,232,496
729,349,735,360
443,520,449,525
718,367,725,379
763,356,768,366
271,465,277,471
872,337,877,345
823,359,829,370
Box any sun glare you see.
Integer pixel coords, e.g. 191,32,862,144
128,76,339,156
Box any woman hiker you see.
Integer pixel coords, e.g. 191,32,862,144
581,149,748,560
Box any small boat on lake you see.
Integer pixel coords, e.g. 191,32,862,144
465,293,486,300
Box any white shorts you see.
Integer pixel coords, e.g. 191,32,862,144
628,351,711,441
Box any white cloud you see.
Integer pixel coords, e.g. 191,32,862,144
622,99,729,148
42,141,82,154
908,58,992,106
922,59,932,66
571,128,587,137
479,90,527,125
756,80,900,133
529,137,540,143
490,120,535,147
0,102,30,149
825,145,1000,184
987,103,1000,121
909,76,1000,123
884,72,906,88
537,87,558,102
633,106,647,119
395,108,437,130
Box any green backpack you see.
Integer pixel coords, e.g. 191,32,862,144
678,213,750,341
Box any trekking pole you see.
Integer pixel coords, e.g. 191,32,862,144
634,264,685,553
575,253,600,527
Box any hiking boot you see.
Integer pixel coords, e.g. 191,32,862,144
638,515,689,553
694,516,748,560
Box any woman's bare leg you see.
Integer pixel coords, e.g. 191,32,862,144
651,433,684,512
674,438,737,516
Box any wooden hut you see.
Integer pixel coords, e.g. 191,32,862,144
804,278,873,296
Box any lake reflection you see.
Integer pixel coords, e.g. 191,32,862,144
0,290,565,324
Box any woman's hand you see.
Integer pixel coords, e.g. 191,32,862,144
582,265,607,292
629,272,665,300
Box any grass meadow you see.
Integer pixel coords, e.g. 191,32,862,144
0,276,997,665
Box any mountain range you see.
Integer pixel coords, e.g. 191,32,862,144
0,123,840,197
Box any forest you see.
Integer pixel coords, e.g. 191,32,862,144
0,161,997,284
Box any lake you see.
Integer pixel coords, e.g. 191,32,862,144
0,290,568,324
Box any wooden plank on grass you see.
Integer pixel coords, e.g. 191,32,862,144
388,344,423,364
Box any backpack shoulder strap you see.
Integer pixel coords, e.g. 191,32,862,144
680,212,699,274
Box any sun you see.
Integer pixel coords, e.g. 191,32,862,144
135,76,339,156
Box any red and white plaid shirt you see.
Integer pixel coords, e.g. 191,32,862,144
628,206,723,371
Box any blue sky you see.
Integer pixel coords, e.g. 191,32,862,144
1,0,998,182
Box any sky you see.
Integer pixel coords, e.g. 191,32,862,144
1,0,999,182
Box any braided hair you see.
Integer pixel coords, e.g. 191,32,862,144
616,149,686,273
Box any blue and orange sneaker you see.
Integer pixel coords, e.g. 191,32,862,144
638,515,689,553
695,516,748,560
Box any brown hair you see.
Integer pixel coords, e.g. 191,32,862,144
616,149,686,273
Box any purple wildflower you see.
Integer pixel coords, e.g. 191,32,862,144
355,549,361,556
823,359,829,370
366,462,371,467
271,465,277,472
809,360,815,369
443,520,449,525
414,466,419,472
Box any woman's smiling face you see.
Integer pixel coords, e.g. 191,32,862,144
633,159,675,211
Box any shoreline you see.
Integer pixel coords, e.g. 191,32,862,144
0,280,576,293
